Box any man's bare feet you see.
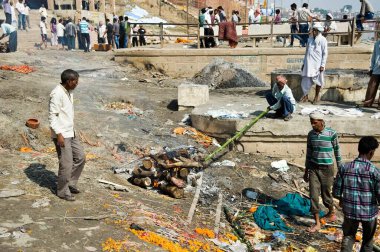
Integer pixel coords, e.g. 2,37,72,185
307,223,321,233
322,213,337,223
299,95,308,103
312,95,320,105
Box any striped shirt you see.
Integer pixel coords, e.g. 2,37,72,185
333,158,380,221
306,127,342,167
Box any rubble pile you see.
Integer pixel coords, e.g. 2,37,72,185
128,147,205,198
192,59,267,89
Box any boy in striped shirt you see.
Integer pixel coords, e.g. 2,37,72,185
304,111,342,232
333,136,380,252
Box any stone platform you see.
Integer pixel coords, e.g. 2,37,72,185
190,88,380,164
114,46,373,82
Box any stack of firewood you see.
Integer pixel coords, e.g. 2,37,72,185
129,148,204,199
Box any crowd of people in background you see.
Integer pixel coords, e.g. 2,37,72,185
0,0,150,52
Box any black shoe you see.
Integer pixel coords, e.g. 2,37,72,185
69,186,81,194
58,195,76,201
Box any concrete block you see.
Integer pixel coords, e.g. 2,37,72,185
340,88,366,102
178,83,209,107
324,74,339,89
337,74,354,90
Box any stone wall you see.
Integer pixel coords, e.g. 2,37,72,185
270,69,370,102
114,47,373,83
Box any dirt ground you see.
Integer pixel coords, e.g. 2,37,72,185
0,47,348,252
0,11,375,252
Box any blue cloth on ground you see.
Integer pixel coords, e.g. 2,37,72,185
253,206,293,232
275,193,325,217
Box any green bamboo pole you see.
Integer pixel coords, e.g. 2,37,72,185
204,108,269,162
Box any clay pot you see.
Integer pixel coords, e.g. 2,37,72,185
26,118,39,129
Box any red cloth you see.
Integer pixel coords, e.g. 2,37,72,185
218,21,238,43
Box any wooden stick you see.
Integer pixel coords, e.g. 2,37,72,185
186,172,203,225
97,179,129,192
268,173,280,183
44,215,112,221
288,161,306,171
79,131,100,147
20,133,29,146
214,193,223,235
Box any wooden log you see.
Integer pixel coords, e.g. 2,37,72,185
214,193,223,235
142,158,154,170
158,160,202,169
170,177,186,188
186,172,203,224
288,161,306,171
160,184,184,199
179,168,189,179
132,177,151,188
132,167,157,177
97,179,129,192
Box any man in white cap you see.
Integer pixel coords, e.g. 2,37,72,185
299,23,328,104
324,13,337,34
304,111,342,232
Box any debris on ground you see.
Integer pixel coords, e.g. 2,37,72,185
270,160,290,172
173,127,214,147
0,65,35,74
104,101,144,117
192,59,267,89
0,189,26,198
175,38,194,43
205,109,250,119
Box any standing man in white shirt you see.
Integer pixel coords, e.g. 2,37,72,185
39,4,48,19
57,18,66,50
298,3,319,47
40,16,48,49
300,23,328,104
49,69,86,201
24,3,31,29
15,0,26,31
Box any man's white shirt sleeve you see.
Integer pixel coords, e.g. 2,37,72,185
48,85,75,138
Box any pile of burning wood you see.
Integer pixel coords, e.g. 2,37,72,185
129,147,204,199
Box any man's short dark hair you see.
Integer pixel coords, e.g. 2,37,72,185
276,9,280,14
106,18,110,22
302,3,308,8
61,69,79,84
291,3,297,8
82,17,86,21
125,16,128,21
0,20,4,25
358,136,379,154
